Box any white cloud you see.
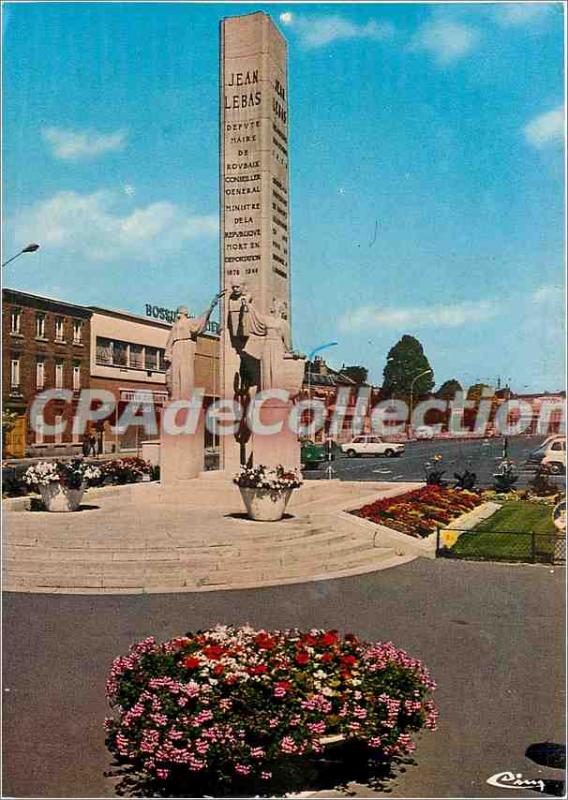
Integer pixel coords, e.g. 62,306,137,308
523,105,565,148
42,127,128,161
339,300,497,332
493,3,552,27
532,284,564,304
11,190,217,262
282,14,394,49
408,19,480,65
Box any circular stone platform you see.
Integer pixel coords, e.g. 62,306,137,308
3,478,421,593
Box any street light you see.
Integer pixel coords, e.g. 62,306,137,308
1,243,40,268
409,368,433,436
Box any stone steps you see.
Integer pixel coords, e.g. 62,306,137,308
3,546,401,593
3,478,420,593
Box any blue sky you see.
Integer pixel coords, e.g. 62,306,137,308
2,2,565,391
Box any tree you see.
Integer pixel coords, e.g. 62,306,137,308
382,335,434,398
467,383,494,401
436,379,463,399
339,365,368,384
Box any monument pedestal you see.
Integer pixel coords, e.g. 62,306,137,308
160,403,205,485
250,398,300,471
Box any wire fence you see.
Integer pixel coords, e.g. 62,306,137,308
436,526,566,565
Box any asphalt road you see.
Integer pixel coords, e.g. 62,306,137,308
2,560,565,798
307,435,565,489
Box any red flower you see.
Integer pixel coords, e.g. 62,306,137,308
183,656,200,669
213,663,225,676
319,631,339,647
202,644,225,661
340,654,357,667
255,633,276,651
320,652,334,663
275,680,292,690
295,651,310,666
247,664,268,675
301,633,318,647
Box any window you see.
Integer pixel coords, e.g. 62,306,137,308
72,361,81,391
146,347,158,371
35,313,46,339
10,309,21,334
36,358,45,389
157,349,165,371
55,316,65,342
35,422,44,445
54,415,64,445
96,337,113,365
10,358,20,388
551,441,563,451
113,341,128,367
72,320,82,343
130,344,144,369
55,360,64,389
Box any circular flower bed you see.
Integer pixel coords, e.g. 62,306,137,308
105,625,437,794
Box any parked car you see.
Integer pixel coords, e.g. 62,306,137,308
340,435,405,458
301,440,336,470
527,436,566,474
415,426,434,440
540,438,566,475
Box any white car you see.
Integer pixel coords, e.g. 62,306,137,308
541,437,566,475
415,426,434,440
341,436,405,458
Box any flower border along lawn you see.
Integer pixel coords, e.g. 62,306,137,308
450,501,558,562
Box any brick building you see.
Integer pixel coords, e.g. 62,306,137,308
88,306,220,453
2,288,92,456
301,357,379,442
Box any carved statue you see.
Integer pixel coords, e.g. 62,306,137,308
165,292,224,400
242,297,304,393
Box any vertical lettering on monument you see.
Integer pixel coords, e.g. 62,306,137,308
220,12,295,469
220,12,290,317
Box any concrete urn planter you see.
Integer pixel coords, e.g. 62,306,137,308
39,482,86,512
239,487,293,521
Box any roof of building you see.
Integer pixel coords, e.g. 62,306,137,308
2,287,92,318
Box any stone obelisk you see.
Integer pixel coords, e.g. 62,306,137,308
219,12,294,472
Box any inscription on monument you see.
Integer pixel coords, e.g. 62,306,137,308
220,13,290,308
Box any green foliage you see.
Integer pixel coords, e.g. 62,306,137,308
2,409,19,435
529,469,558,497
382,335,434,398
454,469,477,492
436,379,463,399
339,365,368,384
493,460,519,493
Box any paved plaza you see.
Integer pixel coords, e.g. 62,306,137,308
3,478,421,593
2,559,564,798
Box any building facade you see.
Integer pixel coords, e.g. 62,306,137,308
2,290,221,458
2,288,92,457
89,306,220,453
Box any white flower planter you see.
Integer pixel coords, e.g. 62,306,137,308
38,482,86,512
239,487,293,522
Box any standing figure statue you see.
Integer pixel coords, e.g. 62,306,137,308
242,297,304,393
165,292,224,400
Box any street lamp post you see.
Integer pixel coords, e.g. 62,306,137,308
1,243,40,269
409,368,433,438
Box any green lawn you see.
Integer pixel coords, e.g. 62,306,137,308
449,502,558,562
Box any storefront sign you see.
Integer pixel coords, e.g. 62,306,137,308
144,304,220,335
119,389,169,405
